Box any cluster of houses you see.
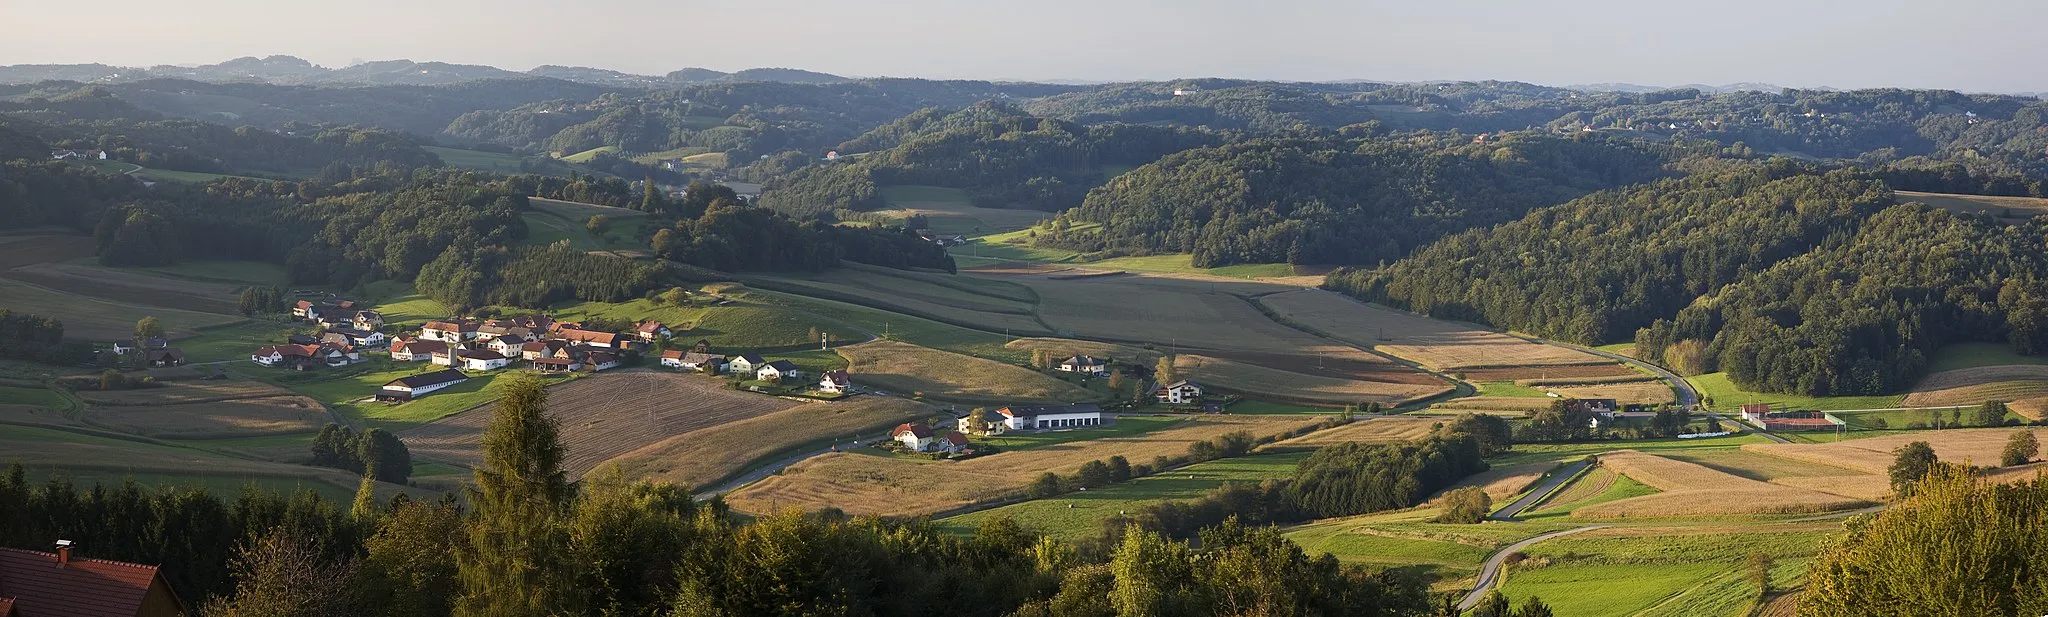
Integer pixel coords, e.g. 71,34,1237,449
1052,353,1211,406
394,315,634,374
892,402,1119,455
110,336,187,368
656,348,853,394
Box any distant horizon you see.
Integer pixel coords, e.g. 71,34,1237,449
6,0,2046,93
8,53,2044,96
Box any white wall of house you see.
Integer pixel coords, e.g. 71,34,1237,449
1006,412,1104,430
464,357,508,371
896,432,934,451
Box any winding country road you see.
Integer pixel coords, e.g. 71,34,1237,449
1457,525,1611,610
1489,459,1592,521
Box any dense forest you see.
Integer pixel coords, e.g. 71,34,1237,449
1047,131,1672,266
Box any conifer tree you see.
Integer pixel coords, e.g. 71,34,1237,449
455,374,578,616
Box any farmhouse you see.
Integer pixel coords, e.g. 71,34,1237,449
893,423,936,451
0,541,188,617
322,328,386,348
936,431,971,453
1156,380,1205,404
520,339,570,361
756,360,800,382
584,351,621,372
728,354,765,375
997,403,1107,430
378,369,469,402
532,357,582,373
352,310,384,331
818,370,851,394
555,328,626,349
636,321,671,341
389,339,447,362
251,343,353,369
421,320,479,342
461,350,510,371
141,348,186,368
487,335,531,356
1058,355,1109,376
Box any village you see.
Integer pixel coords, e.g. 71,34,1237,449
242,298,1217,459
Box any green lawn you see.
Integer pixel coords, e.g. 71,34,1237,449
940,452,1310,540
1478,382,1549,398
264,360,576,430
0,385,66,408
1285,509,1575,585
978,416,1188,452
133,260,291,286
370,290,450,329
1926,342,2048,372
424,146,527,174
175,319,300,363
1829,407,2021,430
1689,372,1905,412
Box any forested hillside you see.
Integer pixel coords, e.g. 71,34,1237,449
1046,132,1671,266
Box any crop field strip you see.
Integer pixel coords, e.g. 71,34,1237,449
724,415,1326,518
401,371,800,476
745,274,1050,335
1283,509,1577,588
1174,354,1451,405
605,396,936,491
1255,288,1615,372
938,452,1311,540
1902,364,2048,418
1266,416,1442,449
3,261,244,314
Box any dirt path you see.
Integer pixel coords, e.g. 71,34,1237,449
1457,525,1611,610
1492,459,1591,521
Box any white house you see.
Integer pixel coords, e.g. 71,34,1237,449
728,354,764,375
1156,380,1205,404
1058,355,1109,376
936,431,971,453
682,352,726,372
818,370,851,394
421,320,478,342
997,404,1107,431
461,350,510,371
756,360,800,382
487,335,530,356
893,423,936,451
532,357,582,373
659,349,689,369
378,369,469,402
389,339,446,362
585,351,621,372
636,321,671,341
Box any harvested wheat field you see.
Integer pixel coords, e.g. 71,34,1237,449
402,370,802,476
86,398,327,439
1434,397,1554,413
1269,416,1441,449
1570,451,1871,518
1257,289,1607,371
839,340,1097,404
1903,365,2048,419
1530,466,1620,513
725,415,1325,517
1176,354,1449,405
1440,461,1555,503
607,396,936,491
1457,364,1639,382
1745,428,2048,476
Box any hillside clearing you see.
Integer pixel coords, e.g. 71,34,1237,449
836,340,1098,404
1898,191,2048,223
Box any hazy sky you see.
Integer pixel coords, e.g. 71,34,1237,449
5,0,2045,91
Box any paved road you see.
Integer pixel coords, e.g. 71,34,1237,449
1491,459,1591,521
1457,525,1611,610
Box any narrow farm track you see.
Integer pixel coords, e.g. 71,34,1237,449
1492,459,1591,521
1457,525,1611,610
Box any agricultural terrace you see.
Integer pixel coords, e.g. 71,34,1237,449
939,452,1311,540
1902,365,2048,419
1255,289,1619,373
724,414,1326,518
401,370,800,477
836,340,1099,405
1492,524,1836,617
605,396,938,491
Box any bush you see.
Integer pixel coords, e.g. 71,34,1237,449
1433,486,1492,524
1028,472,1064,498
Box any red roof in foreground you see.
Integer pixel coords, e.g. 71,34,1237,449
0,547,181,617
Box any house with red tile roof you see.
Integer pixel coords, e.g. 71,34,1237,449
0,542,186,617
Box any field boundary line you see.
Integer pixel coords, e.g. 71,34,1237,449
1238,291,1473,409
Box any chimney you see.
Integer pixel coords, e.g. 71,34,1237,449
55,539,72,567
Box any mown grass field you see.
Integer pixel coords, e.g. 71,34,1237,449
1521,468,1659,521
131,260,291,286
0,424,415,503
940,452,1309,540
1689,372,1905,412
558,145,620,163
269,360,578,431
872,185,1048,237
424,146,527,174
0,278,244,340
1285,509,1576,587
1496,525,1835,617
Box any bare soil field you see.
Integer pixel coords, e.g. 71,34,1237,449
1571,451,1871,518
1268,416,1441,448
1440,461,1555,503
1257,289,1609,371
998,273,1352,355
725,414,1325,517
1177,354,1450,405
401,370,802,476
1902,365,2048,418
606,396,937,491
748,274,1048,335
838,340,1099,404
78,380,303,406
3,262,243,314
0,235,97,270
